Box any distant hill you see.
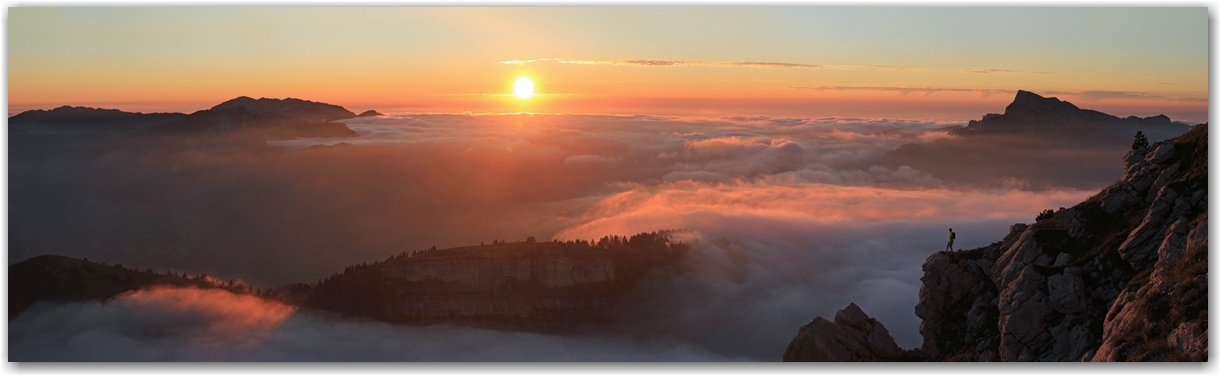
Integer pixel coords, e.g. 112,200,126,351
875,90,1191,191
9,97,361,139
9,255,268,318
7,106,187,134
356,110,384,117
949,90,1186,141
159,106,357,139
210,96,357,123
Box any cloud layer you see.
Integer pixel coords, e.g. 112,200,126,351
10,287,739,361
11,113,1106,360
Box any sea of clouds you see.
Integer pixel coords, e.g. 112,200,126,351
10,113,1104,360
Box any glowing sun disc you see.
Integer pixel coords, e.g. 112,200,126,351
514,77,534,99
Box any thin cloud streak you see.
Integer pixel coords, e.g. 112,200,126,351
790,86,1016,97
500,58,1050,75
1041,89,1208,103
790,86,1209,103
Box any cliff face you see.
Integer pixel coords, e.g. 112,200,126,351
298,232,688,329
787,123,1207,362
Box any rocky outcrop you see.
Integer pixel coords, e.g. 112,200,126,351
788,123,1207,361
783,303,907,361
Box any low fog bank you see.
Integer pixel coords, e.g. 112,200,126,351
10,113,1106,360
10,287,741,361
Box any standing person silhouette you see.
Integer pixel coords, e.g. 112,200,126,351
945,228,956,252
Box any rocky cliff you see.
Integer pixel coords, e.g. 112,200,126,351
294,231,688,330
786,123,1207,362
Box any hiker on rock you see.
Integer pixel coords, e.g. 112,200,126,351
945,228,956,252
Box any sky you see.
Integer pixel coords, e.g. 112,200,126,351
7,7,1209,121
4,6,1210,362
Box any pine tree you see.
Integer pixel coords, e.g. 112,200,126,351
1132,131,1149,150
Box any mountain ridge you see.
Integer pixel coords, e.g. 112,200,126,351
8,97,362,139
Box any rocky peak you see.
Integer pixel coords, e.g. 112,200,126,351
1003,90,1081,117
948,90,1186,141
783,303,912,361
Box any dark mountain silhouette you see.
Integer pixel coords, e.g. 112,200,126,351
8,106,187,134
8,97,361,139
357,110,384,117
210,96,357,123
950,90,1184,141
159,106,357,139
9,255,270,318
786,124,1208,362
875,90,1191,191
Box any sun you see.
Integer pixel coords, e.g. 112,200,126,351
513,77,534,99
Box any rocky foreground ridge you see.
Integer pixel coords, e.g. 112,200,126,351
785,123,1207,362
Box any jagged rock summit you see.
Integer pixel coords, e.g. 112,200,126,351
877,90,1192,191
949,90,1182,141
787,123,1207,362
782,303,909,361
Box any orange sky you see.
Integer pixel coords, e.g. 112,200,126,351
8,7,1209,122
